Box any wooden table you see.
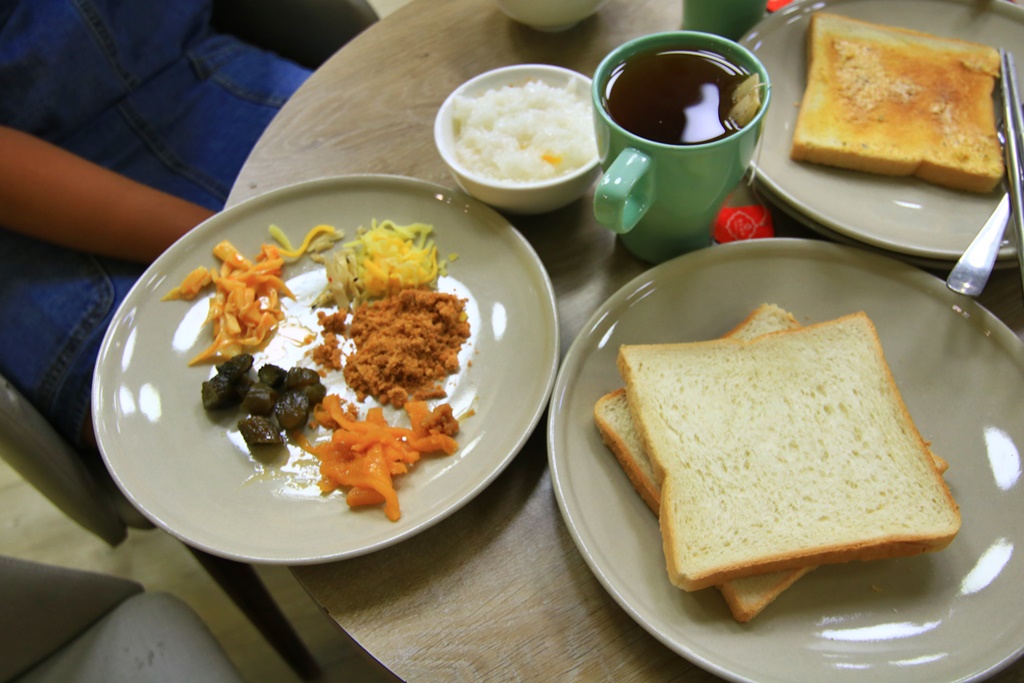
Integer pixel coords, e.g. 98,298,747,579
227,1,1024,679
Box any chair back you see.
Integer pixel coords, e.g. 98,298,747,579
211,0,379,68
0,375,126,545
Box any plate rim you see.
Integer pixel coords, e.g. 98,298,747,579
92,172,560,564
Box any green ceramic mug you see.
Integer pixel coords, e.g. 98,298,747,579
592,31,771,263
682,0,767,41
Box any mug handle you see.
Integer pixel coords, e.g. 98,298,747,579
593,148,653,235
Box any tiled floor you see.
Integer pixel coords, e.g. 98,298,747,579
0,2,412,682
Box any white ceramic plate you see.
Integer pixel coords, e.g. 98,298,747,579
744,0,1023,263
548,239,1024,683
93,175,559,564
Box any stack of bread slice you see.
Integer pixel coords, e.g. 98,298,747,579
790,12,1002,193
594,304,960,621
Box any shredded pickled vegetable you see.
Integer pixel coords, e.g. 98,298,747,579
313,219,448,310
299,394,459,521
167,240,291,365
165,224,330,365
269,223,343,259
267,224,295,252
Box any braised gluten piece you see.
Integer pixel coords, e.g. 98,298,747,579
790,12,1002,193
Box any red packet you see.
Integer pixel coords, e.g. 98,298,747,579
714,204,774,243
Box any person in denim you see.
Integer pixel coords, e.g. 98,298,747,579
0,0,311,449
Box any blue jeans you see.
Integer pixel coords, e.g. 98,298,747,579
0,0,310,447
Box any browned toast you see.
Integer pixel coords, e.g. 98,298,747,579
791,12,1002,193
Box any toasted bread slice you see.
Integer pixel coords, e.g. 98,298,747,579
791,12,1002,193
618,312,961,592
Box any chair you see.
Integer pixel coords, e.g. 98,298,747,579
0,374,321,680
0,553,246,683
212,0,380,69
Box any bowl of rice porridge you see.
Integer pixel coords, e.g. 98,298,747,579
434,64,599,215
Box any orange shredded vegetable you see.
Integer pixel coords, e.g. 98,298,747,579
300,394,459,521
163,240,292,365
165,226,330,365
162,265,213,300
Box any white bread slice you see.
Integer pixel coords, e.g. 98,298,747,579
596,304,809,622
596,388,816,622
597,305,949,620
618,312,961,592
595,386,947,622
790,12,1002,193
596,304,801,515
595,388,663,514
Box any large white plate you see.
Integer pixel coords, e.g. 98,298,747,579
548,239,1024,683
93,175,559,564
744,0,1023,263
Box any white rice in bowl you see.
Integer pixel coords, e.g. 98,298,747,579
452,79,597,183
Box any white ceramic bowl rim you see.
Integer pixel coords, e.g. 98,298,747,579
434,63,599,191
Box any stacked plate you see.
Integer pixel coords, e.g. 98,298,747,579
742,0,1024,268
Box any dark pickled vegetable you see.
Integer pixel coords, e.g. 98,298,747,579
241,382,278,415
257,364,287,389
232,372,254,398
238,415,284,446
274,390,310,430
302,381,327,406
202,357,326,449
202,373,241,410
216,354,253,382
204,354,256,411
285,366,321,390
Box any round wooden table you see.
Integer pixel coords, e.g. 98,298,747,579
227,0,1024,679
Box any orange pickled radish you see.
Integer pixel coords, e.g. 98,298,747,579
165,225,327,365
304,395,459,521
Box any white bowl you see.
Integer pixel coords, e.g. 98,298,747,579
434,64,600,215
494,0,610,32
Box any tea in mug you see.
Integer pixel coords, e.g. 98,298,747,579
601,47,762,146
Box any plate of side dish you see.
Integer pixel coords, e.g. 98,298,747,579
93,174,559,563
744,0,1024,264
548,239,1024,683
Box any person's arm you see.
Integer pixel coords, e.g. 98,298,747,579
0,126,215,263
